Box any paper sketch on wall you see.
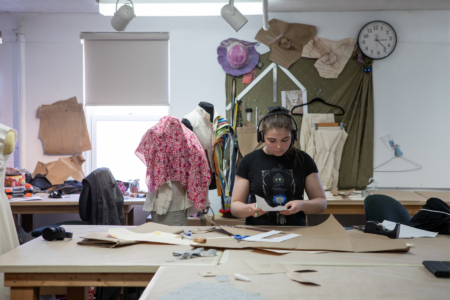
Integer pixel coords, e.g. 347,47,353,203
380,132,395,152
281,90,304,114
226,62,308,113
374,133,422,172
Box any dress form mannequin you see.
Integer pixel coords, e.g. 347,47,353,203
181,102,214,131
182,102,218,190
0,124,20,300
198,102,214,123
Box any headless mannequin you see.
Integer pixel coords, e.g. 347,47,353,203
181,102,217,190
1,128,19,300
181,102,214,130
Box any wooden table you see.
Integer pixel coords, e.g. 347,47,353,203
141,233,450,299
219,233,450,267
414,191,450,202
9,194,145,231
141,265,449,300
0,225,224,300
320,190,450,216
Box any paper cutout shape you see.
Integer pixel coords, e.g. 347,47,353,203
108,228,194,246
256,195,287,211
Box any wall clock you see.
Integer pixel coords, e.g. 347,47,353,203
358,21,397,59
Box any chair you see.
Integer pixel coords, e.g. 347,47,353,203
364,194,412,224
31,168,128,300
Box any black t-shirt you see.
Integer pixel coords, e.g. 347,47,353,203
236,148,318,226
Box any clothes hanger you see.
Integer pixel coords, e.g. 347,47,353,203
291,87,345,116
374,143,423,172
374,156,423,172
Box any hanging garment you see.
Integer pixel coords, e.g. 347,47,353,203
302,37,357,79
37,97,91,155
213,117,235,198
79,168,125,225
136,116,211,211
183,106,220,176
306,127,348,190
0,124,20,300
299,113,335,152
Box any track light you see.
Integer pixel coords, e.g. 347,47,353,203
221,0,248,32
111,0,136,31
262,0,269,30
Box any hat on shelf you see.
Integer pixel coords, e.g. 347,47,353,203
255,19,316,69
217,38,259,76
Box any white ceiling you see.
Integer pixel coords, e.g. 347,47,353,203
0,0,448,14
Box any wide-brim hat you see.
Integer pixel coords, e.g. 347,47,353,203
255,19,316,69
217,38,259,76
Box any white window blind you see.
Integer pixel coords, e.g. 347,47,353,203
81,32,169,106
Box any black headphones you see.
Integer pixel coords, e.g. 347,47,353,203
257,106,299,143
42,226,73,241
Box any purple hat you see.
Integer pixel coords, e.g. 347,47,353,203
217,38,259,76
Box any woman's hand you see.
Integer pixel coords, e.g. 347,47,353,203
248,203,268,218
280,200,303,215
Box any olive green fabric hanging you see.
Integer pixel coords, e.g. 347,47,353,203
225,50,373,190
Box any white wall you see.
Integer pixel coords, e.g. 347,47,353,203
0,10,449,225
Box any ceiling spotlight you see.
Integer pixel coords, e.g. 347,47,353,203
221,0,248,32
111,0,136,31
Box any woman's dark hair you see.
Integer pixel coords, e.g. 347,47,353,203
261,114,303,168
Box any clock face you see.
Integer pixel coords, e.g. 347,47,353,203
358,21,397,59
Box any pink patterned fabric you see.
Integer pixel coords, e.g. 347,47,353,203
135,116,211,211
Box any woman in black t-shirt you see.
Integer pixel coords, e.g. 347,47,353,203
231,109,327,226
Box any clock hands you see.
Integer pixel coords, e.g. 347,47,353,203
374,35,387,49
377,40,387,49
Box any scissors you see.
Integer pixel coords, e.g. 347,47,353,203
234,235,250,243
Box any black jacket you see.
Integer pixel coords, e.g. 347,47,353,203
79,168,124,225
408,198,450,235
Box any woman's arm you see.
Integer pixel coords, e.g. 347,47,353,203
231,176,268,218
280,172,327,215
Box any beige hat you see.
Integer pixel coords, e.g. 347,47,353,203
255,19,316,69
302,37,357,79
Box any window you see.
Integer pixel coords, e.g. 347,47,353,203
87,106,169,191
81,32,170,190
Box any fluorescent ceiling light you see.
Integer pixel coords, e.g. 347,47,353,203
99,0,263,16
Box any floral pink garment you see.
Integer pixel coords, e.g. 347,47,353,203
135,116,211,211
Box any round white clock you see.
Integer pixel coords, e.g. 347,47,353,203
358,21,397,60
